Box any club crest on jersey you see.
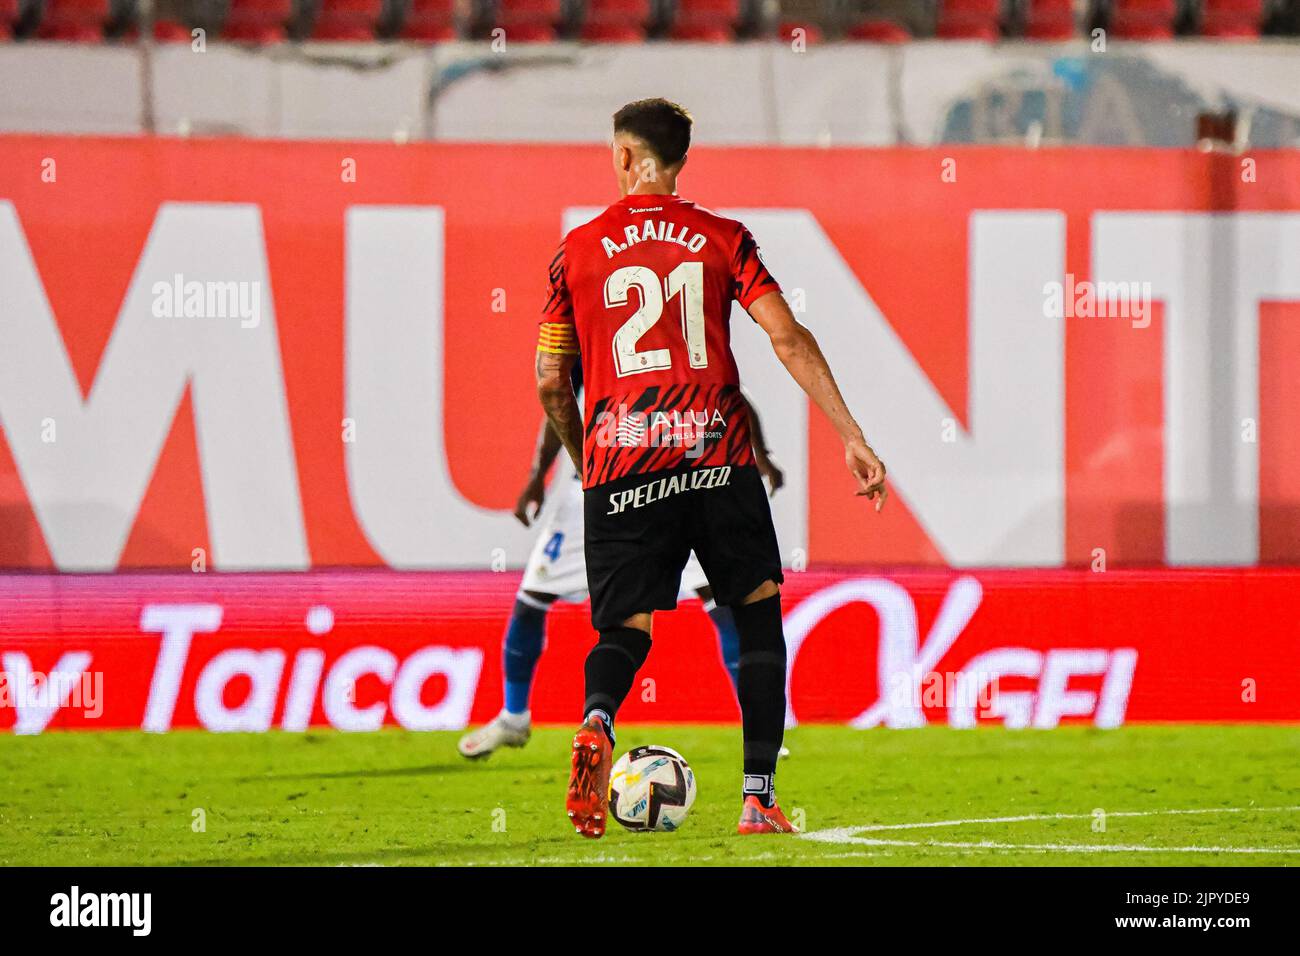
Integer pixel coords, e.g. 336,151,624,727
602,220,708,258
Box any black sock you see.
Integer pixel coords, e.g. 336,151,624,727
731,593,786,808
583,626,652,744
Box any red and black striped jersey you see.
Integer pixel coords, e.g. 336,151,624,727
539,193,781,489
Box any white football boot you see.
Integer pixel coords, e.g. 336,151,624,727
457,711,531,759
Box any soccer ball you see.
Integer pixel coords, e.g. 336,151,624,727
609,745,697,832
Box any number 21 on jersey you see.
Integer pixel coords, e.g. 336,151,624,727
604,262,706,377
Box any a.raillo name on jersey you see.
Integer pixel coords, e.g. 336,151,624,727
602,220,708,258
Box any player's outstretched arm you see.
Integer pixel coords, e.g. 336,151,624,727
738,388,784,497
515,417,564,526
747,291,888,511
535,349,584,473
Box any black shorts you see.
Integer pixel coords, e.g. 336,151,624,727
583,463,785,630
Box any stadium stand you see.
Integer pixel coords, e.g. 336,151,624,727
669,0,741,39
1106,0,1178,38
769,0,818,39
492,0,564,40
1199,0,1265,35
845,16,913,37
1,0,1296,42
580,0,651,39
778,16,824,37
399,0,461,39
934,0,1002,37
36,0,112,39
311,0,385,38
151,17,193,37
1022,0,1078,37
221,0,294,41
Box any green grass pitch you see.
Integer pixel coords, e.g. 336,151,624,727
1,725,1296,867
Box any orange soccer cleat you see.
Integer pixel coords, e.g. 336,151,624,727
565,714,613,839
736,795,800,835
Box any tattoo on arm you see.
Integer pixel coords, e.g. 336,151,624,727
535,350,584,472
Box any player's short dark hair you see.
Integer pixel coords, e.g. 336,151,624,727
613,99,693,169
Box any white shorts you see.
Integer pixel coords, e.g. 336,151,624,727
520,458,710,605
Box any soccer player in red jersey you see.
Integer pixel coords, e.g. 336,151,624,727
536,99,887,838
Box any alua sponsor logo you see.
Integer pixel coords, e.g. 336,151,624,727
595,406,728,450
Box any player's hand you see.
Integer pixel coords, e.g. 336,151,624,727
514,475,546,527
755,451,785,498
845,438,887,512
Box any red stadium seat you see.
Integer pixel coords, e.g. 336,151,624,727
1023,0,1077,38
0,0,16,40
936,0,1002,39
117,18,198,41
37,0,111,40
580,22,646,39
844,18,913,41
778,20,823,43
400,0,458,40
120,18,198,41
153,19,195,41
669,23,731,39
312,0,383,39
501,22,556,38
1108,0,1176,38
223,0,293,43
1199,0,1264,37
669,0,740,41
495,0,561,40
580,0,649,41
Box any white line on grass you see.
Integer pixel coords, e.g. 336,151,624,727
821,838,1300,855
801,805,1300,854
